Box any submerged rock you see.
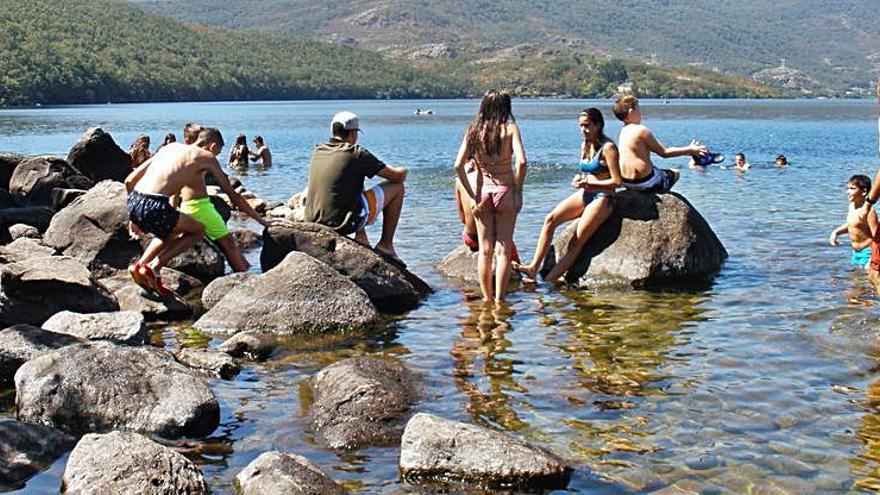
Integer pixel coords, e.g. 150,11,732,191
399,413,572,489
62,431,208,494
0,256,119,326
543,191,727,287
41,310,147,345
15,342,219,438
66,127,132,183
261,223,431,313
0,420,75,489
0,324,82,385
42,180,140,275
194,251,380,335
236,451,344,495
308,356,417,450
9,156,92,207
216,330,277,361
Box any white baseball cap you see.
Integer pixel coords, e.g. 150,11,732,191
331,111,361,133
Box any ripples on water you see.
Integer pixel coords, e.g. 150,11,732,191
4,99,880,493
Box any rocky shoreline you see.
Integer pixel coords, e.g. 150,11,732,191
0,128,726,492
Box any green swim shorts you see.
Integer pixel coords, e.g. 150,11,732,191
179,197,229,241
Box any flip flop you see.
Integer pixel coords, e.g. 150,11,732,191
374,248,407,269
138,263,173,296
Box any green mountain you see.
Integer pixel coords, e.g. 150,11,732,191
134,0,880,96
0,0,468,105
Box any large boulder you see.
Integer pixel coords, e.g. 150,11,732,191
201,272,254,311
42,180,140,275
0,256,119,326
195,251,380,335
66,127,132,183
261,223,431,313
308,356,417,450
437,244,520,287
0,154,26,190
0,324,82,385
0,238,55,264
9,156,92,207
15,342,219,438
543,191,727,287
399,413,573,489
236,451,344,495
41,310,146,345
62,431,208,495
0,420,75,489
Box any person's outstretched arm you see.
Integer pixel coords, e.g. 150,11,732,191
207,159,272,228
645,129,706,159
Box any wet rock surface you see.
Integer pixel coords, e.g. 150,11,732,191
65,127,132,183
15,341,219,438
261,223,431,313
195,251,380,335
0,324,82,385
308,356,417,450
216,330,278,361
41,310,147,345
544,191,727,287
0,420,75,490
175,347,240,380
9,156,92,207
42,180,140,275
399,413,573,489
62,431,208,495
0,255,118,326
236,451,344,495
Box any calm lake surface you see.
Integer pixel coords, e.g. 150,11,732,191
3,99,880,493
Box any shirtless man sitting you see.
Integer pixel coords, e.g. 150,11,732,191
613,95,706,193
124,127,273,294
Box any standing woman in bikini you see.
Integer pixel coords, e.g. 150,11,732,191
513,107,621,282
454,89,527,302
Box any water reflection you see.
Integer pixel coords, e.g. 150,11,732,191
451,300,529,431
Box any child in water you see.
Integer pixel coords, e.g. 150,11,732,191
829,175,877,268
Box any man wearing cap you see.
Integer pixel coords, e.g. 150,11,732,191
304,111,408,265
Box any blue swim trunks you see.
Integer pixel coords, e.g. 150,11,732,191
852,247,871,267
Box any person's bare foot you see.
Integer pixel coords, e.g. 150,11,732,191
374,245,406,269
511,261,538,283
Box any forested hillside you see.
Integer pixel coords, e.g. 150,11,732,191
0,0,469,105
136,0,880,95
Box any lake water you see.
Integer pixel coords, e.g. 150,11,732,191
2,99,880,493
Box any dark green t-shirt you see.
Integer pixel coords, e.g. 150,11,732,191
305,138,385,234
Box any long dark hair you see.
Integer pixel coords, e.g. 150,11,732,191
465,89,514,158
580,107,611,157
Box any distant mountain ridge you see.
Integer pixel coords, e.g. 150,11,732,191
134,0,880,95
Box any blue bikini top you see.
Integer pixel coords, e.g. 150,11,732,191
579,143,608,174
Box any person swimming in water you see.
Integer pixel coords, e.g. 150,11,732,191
513,107,622,283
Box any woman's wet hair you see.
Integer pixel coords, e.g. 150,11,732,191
464,89,514,158
235,134,247,146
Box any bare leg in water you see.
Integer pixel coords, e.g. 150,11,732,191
513,190,584,281
543,196,613,282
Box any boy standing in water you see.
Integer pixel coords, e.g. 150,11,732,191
830,175,876,268
613,95,706,193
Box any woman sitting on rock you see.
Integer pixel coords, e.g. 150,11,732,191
229,134,250,169
453,89,527,302
128,134,151,169
513,107,621,283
